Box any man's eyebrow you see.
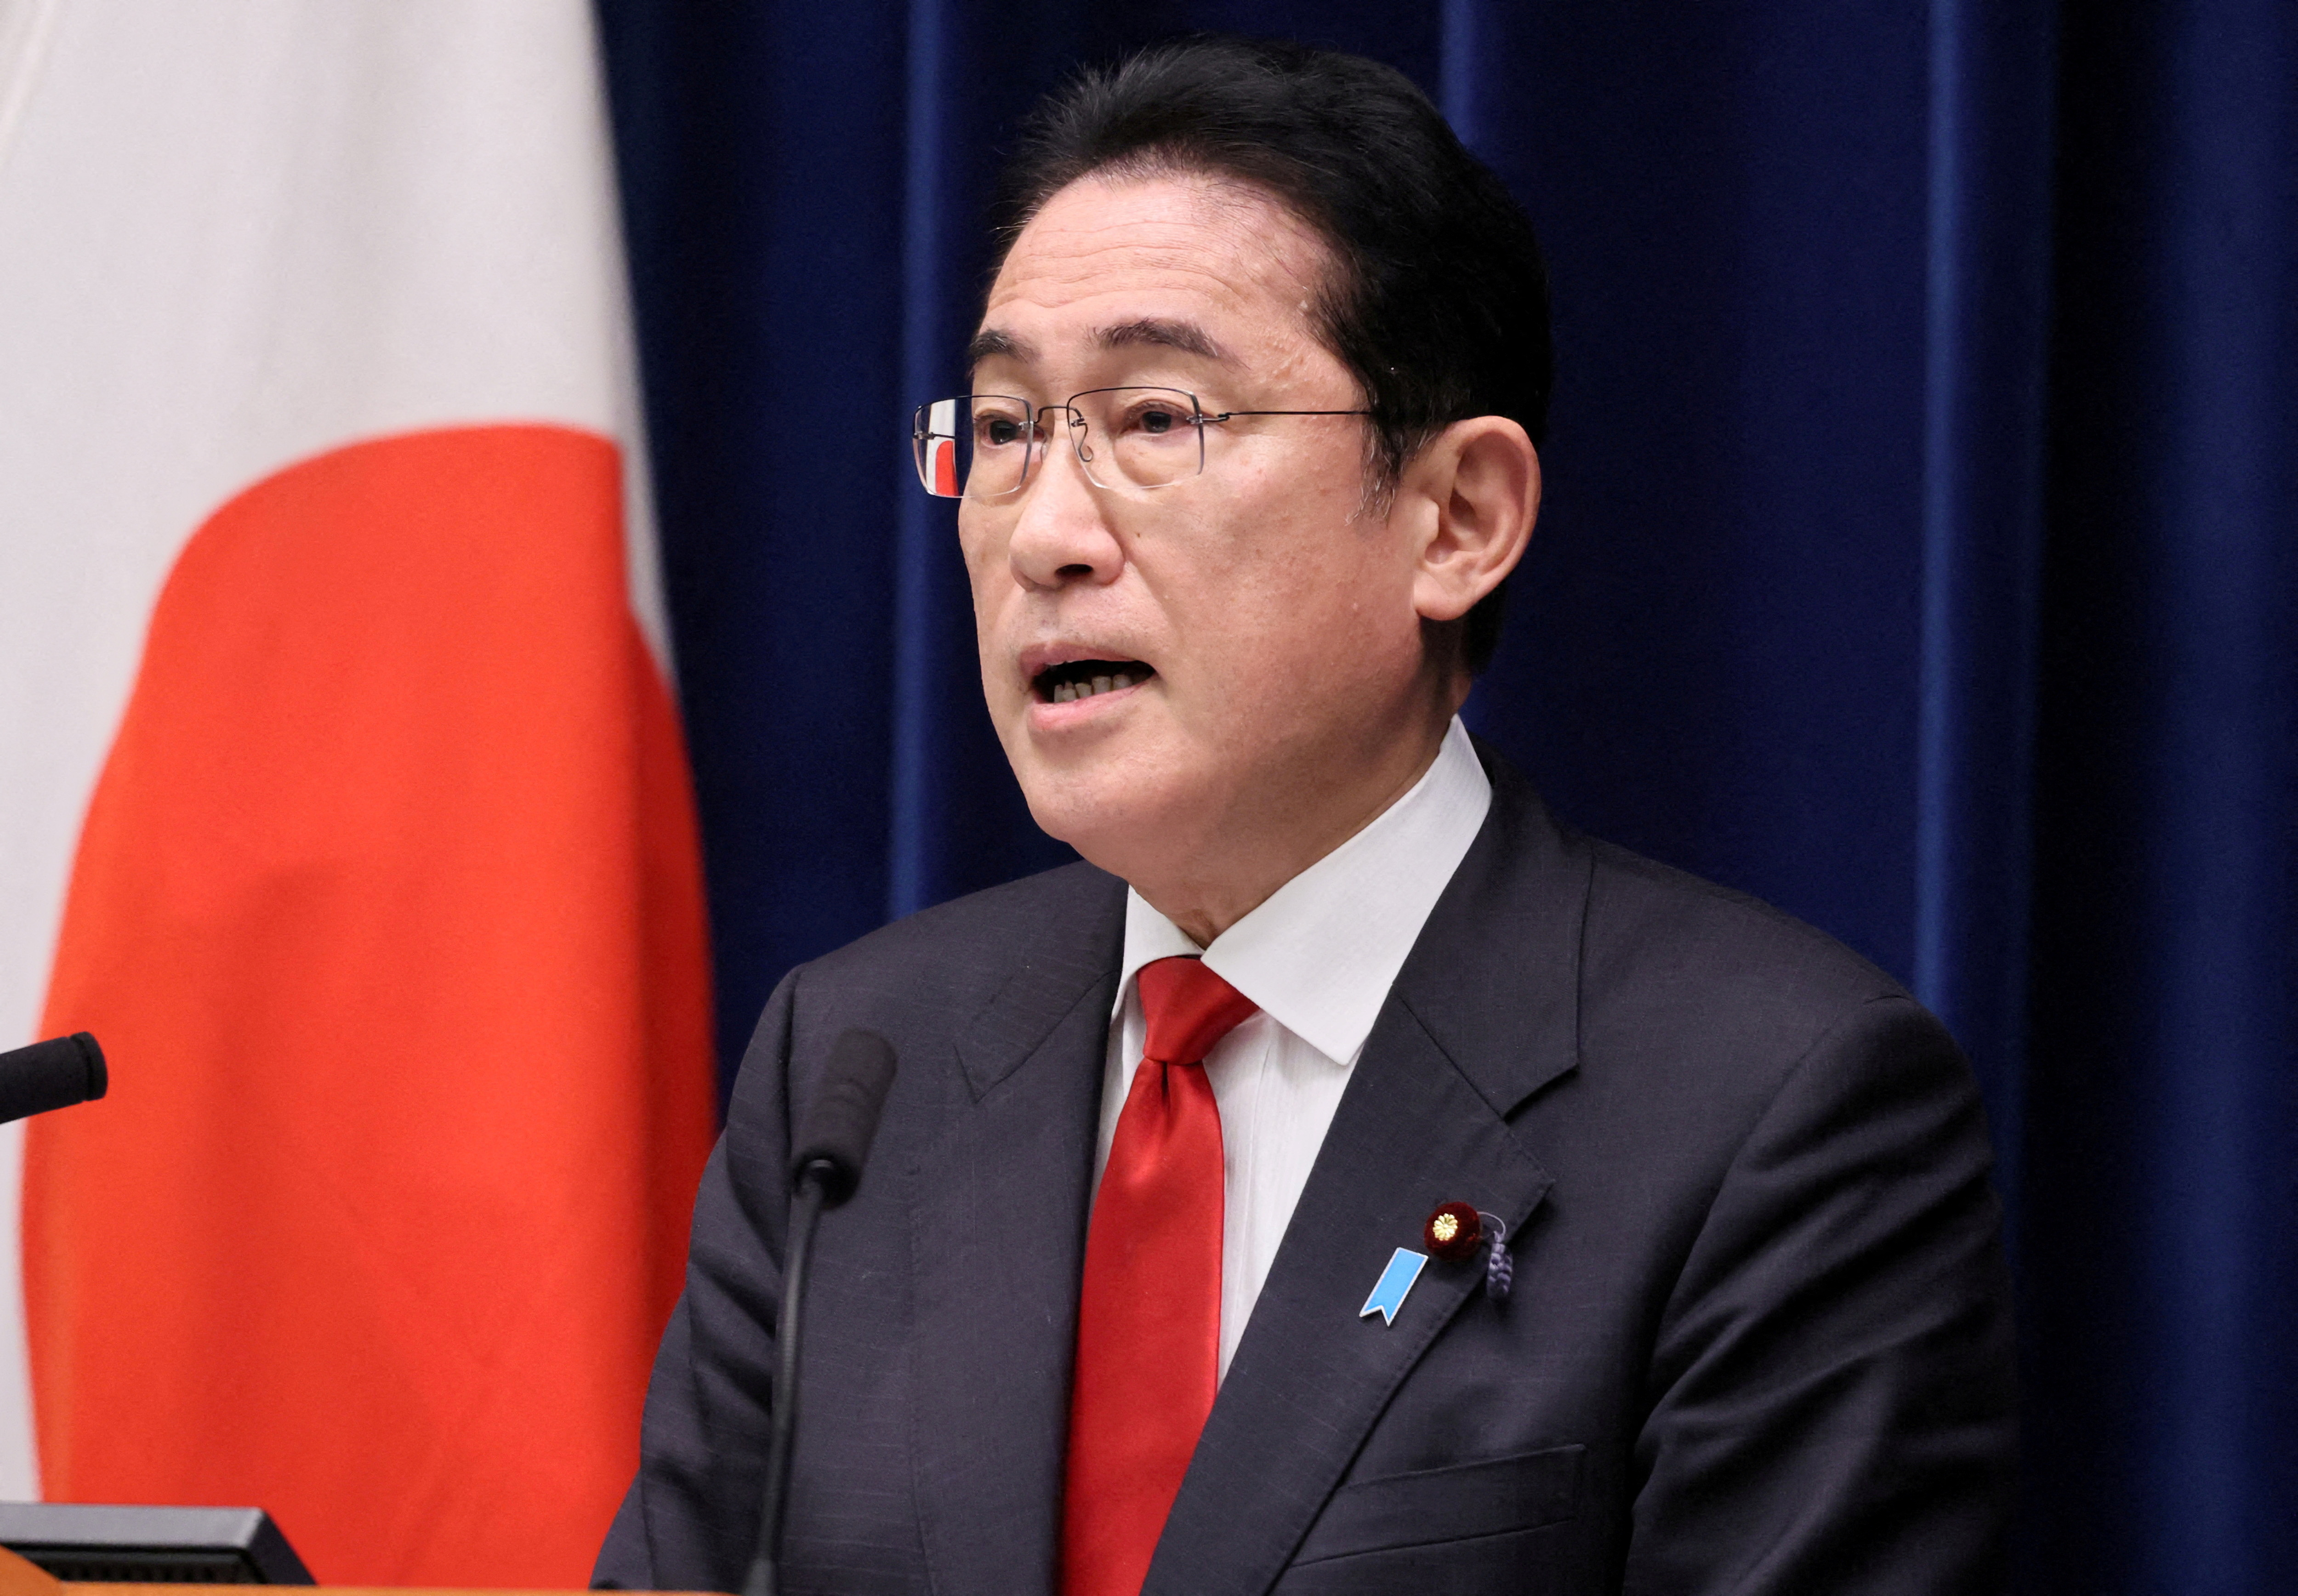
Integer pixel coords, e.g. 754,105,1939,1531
1094,318,1230,362
966,327,1033,367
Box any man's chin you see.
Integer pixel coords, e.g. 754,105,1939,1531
1015,776,1127,858
1014,760,1191,873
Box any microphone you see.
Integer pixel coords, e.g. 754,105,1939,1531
0,1033,107,1125
744,1028,897,1596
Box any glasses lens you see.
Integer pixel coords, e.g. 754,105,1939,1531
1074,388,1204,490
914,397,1038,499
913,390,1206,497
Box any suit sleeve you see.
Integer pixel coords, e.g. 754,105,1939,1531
1621,994,2018,1594
594,970,799,1592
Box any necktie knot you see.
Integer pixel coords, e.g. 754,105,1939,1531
1136,955,1257,1067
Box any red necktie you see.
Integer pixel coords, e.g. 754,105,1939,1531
1061,955,1257,1596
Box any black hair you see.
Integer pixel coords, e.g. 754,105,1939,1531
990,35,1553,674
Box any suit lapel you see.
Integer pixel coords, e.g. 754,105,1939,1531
1145,756,1593,1596
908,873,1126,1596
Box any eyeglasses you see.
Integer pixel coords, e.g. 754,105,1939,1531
911,386,1371,500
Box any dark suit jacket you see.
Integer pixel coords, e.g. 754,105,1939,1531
596,750,2016,1594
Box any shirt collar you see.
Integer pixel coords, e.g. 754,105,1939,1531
1116,716,1492,1064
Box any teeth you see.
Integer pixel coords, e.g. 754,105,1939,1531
1044,666,1145,703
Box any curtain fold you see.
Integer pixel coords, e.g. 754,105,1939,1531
2023,2,2298,1590
596,1,2297,1585
1913,0,2057,1237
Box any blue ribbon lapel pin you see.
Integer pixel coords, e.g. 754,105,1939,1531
1359,1247,1428,1326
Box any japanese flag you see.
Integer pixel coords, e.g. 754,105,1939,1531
0,1,715,1583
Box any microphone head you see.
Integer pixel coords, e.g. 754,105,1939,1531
790,1029,897,1206
0,1032,108,1126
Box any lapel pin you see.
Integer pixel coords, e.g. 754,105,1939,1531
1359,1247,1428,1326
1424,1201,1514,1301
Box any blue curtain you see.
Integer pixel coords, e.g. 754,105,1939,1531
594,1,2296,1589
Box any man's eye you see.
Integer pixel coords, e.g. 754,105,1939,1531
980,417,1026,447
1132,408,1186,436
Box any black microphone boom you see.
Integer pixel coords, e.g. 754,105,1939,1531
745,1028,898,1596
0,1033,107,1125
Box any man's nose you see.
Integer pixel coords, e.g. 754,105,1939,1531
1005,423,1123,590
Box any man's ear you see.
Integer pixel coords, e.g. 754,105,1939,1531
1398,415,1541,624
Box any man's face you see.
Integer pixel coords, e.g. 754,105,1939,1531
961,173,1442,895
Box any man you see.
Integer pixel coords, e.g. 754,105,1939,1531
597,36,2015,1596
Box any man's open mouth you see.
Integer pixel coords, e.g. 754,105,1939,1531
1033,659,1155,704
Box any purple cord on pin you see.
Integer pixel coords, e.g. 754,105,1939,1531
1476,1210,1513,1301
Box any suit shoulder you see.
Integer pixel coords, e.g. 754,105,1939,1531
1473,748,1910,1042
1575,832,1920,1065
728,858,1123,1124
791,858,1123,1000
1541,834,1975,1211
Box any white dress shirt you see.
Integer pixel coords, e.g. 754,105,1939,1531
1093,716,1492,1379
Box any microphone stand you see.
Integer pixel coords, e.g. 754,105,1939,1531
743,1159,832,1596
739,1028,896,1596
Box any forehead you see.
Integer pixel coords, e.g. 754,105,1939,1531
977,173,1333,371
